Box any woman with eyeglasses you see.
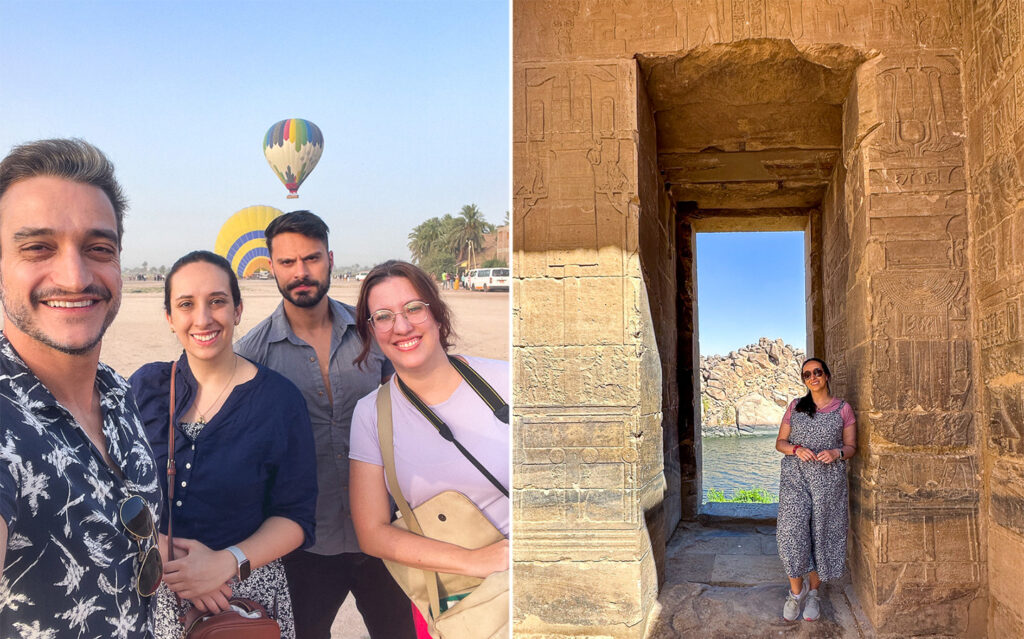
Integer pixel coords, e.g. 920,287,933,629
129,251,316,639
774,357,856,623
348,261,509,622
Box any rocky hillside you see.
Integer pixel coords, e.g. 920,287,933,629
701,338,805,436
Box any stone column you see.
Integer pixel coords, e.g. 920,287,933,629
833,52,983,637
512,58,666,638
963,2,1024,635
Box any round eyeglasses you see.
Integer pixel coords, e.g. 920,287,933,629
801,368,825,381
369,301,432,333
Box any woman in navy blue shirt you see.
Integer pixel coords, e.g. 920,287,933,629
130,250,316,639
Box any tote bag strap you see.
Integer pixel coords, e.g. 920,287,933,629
376,383,445,621
166,362,190,620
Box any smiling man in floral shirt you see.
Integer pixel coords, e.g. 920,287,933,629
0,139,161,638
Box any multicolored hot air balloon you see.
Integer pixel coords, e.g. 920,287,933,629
263,118,324,198
215,205,283,278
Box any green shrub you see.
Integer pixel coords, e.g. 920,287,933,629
705,487,777,503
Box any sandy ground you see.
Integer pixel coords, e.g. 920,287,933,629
3,278,507,638
101,279,509,376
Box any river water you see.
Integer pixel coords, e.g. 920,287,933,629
701,434,781,502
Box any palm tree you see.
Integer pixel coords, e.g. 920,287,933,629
408,217,445,264
450,204,489,268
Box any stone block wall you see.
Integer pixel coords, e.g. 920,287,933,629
964,1,1024,635
826,52,983,637
512,58,666,638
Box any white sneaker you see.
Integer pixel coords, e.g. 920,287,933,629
803,588,820,621
783,582,807,621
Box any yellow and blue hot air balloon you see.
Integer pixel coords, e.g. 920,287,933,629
215,205,283,278
263,119,324,198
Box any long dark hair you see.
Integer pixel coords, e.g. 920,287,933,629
795,357,831,418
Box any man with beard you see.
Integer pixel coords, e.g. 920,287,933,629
235,211,414,639
0,139,161,638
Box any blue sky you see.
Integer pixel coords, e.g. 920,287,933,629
0,0,509,269
696,231,806,357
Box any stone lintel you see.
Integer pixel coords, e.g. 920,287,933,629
687,207,811,233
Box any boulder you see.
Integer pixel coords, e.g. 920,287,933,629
734,393,785,427
706,385,728,401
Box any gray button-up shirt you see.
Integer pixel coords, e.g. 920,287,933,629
236,297,392,555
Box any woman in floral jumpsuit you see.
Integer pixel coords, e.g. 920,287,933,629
775,358,857,622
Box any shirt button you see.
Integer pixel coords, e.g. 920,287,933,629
185,463,191,469
319,391,324,396
191,445,195,450
309,356,316,362
176,500,182,507
181,481,187,487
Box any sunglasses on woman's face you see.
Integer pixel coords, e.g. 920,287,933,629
120,495,162,597
802,368,825,381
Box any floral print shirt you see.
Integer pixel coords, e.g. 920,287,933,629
0,335,161,639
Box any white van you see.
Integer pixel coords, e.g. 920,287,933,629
470,267,509,292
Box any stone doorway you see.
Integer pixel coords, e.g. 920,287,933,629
649,40,861,525
690,229,809,518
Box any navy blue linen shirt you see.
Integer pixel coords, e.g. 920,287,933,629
0,335,161,639
236,298,392,555
129,354,317,550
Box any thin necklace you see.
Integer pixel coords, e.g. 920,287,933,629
196,356,237,425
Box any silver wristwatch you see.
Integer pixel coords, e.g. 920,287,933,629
226,545,251,581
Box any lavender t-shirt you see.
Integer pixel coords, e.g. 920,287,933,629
350,356,510,535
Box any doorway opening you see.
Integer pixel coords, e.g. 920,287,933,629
638,40,868,520
694,230,807,512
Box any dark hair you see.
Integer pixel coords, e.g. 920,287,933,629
164,250,242,314
264,210,329,254
353,260,455,368
0,138,127,248
795,357,832,417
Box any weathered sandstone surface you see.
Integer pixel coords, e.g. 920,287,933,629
701,337,805,436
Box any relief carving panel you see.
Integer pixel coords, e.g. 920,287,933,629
515,62,637,277
872,411,974,447
515,345,640,407
991,458,1024,534
873,454,979,503
516,413,642,530
987,382,1024,456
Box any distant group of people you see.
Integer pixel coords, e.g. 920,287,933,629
0,139,509,638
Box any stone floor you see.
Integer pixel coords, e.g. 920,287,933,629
645,519,875,639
